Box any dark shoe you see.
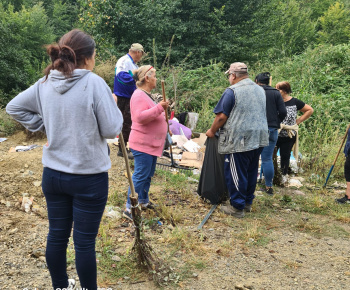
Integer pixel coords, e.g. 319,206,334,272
141,201,158,210
117,148,134,160
220,204,244,218
244,204,252,212
336,195,350,204
123,210,133,221
265,187,274,195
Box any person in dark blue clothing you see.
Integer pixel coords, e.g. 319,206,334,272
255,72,287,195
336,127,350,204
113,43,145,159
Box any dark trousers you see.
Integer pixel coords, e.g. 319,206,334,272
345,155,350,182
224,147,263,210
117,96,132,145
276,136,296,175
42,167,108,290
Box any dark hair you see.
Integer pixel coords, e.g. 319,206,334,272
255,72,271,85
44,29,95,79
275,81,292,94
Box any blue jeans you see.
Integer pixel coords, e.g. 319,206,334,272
126,149,157,209
224,147,263,210
260,128,278,187
42,167,108,290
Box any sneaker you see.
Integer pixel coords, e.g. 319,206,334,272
244,204,252,212
67,279,76,290
141,201,158,210
265,187,273,195
336,195,350,204
123,210,133,221
220,204,244,218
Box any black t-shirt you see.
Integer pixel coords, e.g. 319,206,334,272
279,97,305,137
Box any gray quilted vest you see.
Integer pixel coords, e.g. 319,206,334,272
218,78,269,154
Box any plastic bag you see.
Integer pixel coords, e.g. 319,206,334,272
197,136,228,204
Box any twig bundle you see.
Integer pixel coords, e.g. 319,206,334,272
119,134,175,285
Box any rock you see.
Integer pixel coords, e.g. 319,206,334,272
8,228,18,234
293,190,306,196
235,284,245,290
288,179,303,188
33,181,41,187
104,206,122,219
22,170,34,177
21,196,34,212
112,255,122,262
32,205,47,218
32,248,45,258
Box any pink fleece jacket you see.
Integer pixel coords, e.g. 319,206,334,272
128,89,167,157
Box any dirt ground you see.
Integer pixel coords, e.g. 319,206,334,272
1,131,350,290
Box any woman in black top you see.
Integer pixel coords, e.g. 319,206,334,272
276,81,313,177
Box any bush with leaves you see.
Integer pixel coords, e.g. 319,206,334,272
0,3,54,107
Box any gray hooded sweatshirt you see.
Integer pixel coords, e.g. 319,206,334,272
6,69,123,174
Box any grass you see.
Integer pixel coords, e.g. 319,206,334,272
94,164,350,287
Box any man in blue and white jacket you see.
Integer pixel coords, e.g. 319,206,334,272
113,43,145,159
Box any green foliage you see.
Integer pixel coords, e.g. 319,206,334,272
251,0,316,59
0,108,20,135
318,1,350,44
253,43,349,175
161,62,228,113
0,3,54,106
77,0,262,66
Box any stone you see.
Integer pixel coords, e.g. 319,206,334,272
33,181,41,187
112,255,122,262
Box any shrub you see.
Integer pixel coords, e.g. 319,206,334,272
0,108,21,136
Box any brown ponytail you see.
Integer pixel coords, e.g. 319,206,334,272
44,29,95,79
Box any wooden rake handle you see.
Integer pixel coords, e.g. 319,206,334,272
119,134,136,199
332,124,350,166
161,80,170,127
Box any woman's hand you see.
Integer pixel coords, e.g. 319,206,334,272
159,100,169,110
112,93,118,104
297,104,314,125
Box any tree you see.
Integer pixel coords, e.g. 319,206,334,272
77,0,262,67
250,0,316,60
0,3,54,106
318,1,350,45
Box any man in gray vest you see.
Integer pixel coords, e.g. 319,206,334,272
206,62,269,218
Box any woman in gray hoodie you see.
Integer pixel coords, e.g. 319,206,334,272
6,29,123,290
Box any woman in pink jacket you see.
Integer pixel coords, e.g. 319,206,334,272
123,65,169,220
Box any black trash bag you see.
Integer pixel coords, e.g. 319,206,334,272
197,136,228,204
